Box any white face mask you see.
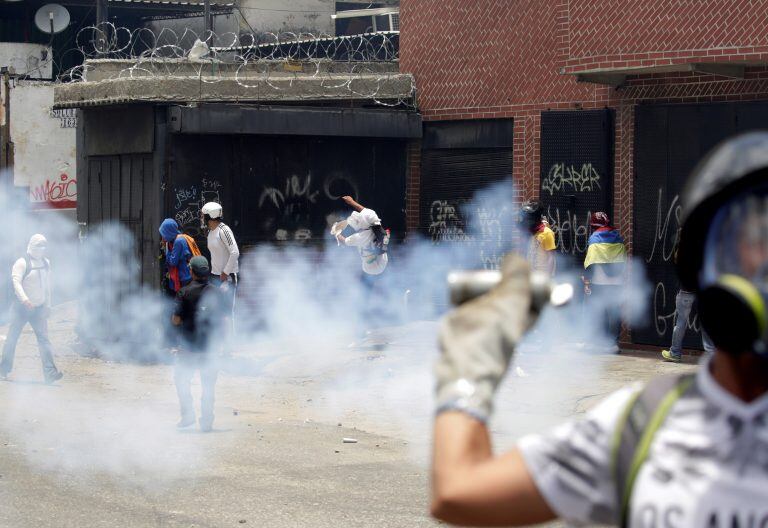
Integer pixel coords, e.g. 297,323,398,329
28,247,46,260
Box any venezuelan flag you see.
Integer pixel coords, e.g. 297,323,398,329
584,229,627,269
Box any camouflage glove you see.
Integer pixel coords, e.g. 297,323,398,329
435,254,534,423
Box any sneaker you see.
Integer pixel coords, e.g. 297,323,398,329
661,349,682,363
177,416,196,428
0,372,9,381
199,421,213,433
44,371,63,384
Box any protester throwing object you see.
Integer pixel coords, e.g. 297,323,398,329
0,234,63,384
431,132,768,527
171,255,227,432
332,195,389,276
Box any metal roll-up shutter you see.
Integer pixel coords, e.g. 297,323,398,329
419,119,514,270
633,101,768,348
539,109,614,269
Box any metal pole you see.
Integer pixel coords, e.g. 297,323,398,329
204,0,212,38
1,68,12,180
96,0,108,26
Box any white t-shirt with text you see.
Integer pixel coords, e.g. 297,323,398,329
518,355,768,527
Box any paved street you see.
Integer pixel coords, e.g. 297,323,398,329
0,302,696,527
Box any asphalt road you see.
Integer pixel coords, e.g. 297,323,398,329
0,303,695,527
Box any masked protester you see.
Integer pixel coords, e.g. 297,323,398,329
431,132,768,527
0,234,63,384
159,218,193,295
583,211,627,351
520,200,556,276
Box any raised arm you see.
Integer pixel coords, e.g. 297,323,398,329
432,413,554,526
432,255,556,526
341,195,365,213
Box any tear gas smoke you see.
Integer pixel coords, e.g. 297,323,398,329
0,173,651,486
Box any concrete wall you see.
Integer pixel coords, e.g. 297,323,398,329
145,0,334,46
0,43,52,80
237,0,334,36
10,81,76,210
146,13,240,50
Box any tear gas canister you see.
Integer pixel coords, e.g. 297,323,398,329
446,270,574,311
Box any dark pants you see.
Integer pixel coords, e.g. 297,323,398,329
174,352,218,428
589,285,622,345
1,304,59,378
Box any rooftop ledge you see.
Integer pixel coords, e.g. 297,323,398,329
566,61,754,87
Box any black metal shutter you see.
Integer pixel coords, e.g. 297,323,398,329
539,109,614,268
633,101,768,348
419,119,514,270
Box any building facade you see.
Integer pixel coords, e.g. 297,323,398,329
399,0,768,349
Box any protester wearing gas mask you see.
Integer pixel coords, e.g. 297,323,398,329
432,133,768,527
0,234,63,384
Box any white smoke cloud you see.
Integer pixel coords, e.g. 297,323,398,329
0,174,652,485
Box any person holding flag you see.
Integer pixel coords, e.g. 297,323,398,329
582,212,627,350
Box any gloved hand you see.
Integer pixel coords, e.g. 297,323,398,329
435,254,535,423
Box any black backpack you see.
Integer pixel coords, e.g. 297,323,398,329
370,224,390,255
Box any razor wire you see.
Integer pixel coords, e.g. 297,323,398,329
56,23,413,107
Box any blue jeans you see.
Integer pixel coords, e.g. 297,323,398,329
669,290,714,356
1,304,59,378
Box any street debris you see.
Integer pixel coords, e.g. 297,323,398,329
233,409,239,416
342,437,358,444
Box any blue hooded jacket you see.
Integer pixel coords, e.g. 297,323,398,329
159,218,192,288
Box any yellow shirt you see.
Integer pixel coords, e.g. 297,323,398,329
528,226,556,273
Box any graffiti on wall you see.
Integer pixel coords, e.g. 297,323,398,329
258,172,359,242
646,188,704,339
428,199,510,270
541,163,602,196
172,178,223,236
29,171,77,209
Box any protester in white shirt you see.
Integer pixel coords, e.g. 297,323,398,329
201,202,239,330
201,202,239,284
333,196,389,276
0,234,62,383
430,133,768,527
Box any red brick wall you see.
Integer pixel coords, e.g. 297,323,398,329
566,1,768,74
405,139,421,236
400,0,768,254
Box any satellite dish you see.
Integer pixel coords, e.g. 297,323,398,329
34,4,70,34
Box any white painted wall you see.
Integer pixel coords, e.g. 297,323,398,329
146,0,334,45
237,0,334,36
0,43,53,80
9,81,76,210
